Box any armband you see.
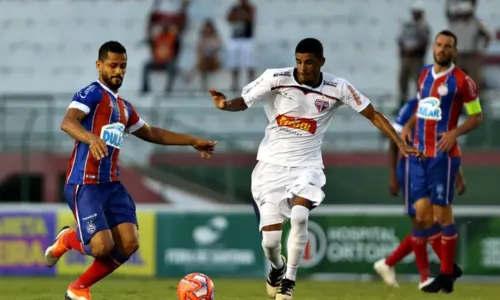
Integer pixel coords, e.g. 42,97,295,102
464,99,482,115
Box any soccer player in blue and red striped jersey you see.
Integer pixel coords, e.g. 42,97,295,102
401,30,483,293
374,98,465,287
43,41,217,300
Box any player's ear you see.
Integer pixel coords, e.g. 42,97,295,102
95,60,102,73
320,57,325,67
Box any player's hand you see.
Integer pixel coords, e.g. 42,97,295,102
437,130,458,152
398,143,424,160
389,174,399,197
209,89,227,110
89,136,108,160
192,139,217,158
455,176,466,195
400,126,413,143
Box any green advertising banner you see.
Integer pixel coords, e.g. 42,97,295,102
283,215,439,277
281,213,500,278
155,213,265,278
458,216,500,275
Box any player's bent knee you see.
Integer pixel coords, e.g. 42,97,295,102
262,231,282,250
433,204,454,226
121,239,140,257
89,230,115,257
290,205,310,227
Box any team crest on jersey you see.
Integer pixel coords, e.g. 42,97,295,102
314,99,329,112
417,97,442,120
437,84,448,96
100,123,125,149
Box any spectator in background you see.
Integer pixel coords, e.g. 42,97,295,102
447,0,491,92
141,24,180,94
397,2,430,110
147,0,190,42
226,0,255,91
446,0,477,20
185,20,222,91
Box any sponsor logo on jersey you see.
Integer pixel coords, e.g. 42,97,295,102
465,75,477,99
276,114,317,134
78,84,96,99
100,122,125,149
347,85,362,105
417,97,442,120
314,99,329,112
323,80,337,87
273,71,291,77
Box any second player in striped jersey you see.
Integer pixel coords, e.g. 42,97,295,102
401,30,483,293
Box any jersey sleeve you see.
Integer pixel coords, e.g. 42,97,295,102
339,81,371,112
241,69,275,108
393,100,416,133
67,84,101,114
462,75,482,115
125,102,146,134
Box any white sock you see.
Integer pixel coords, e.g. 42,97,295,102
286,205,310,281
262,230,284,269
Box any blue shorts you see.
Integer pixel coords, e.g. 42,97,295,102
397,158,415,216
64,182,137,244
409,154,461,207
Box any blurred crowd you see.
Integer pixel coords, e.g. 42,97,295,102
141,0,497,105
141,0,255,94
397,0,492,109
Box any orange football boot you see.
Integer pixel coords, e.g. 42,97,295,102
65,285,92,300
44,226,72,267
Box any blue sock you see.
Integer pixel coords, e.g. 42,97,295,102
428,222,442,236
442,223,456,236
109,248,130,264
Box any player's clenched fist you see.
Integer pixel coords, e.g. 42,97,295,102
89,136,108,160
192,139,217,158
209,89,227,110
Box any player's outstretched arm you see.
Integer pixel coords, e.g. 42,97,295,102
360,104,422,158
388,140,400,197
132,124,217,158
61,108,108,159
210,89,248,111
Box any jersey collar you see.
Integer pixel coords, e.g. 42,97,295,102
293,68,324,90
431,63,455,79
97,79,119,99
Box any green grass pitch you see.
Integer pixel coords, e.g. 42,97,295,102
1,277,496,299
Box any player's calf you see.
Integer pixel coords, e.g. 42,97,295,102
261,226,286,298
411,198,436,284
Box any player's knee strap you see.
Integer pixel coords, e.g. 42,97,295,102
262,231,282,249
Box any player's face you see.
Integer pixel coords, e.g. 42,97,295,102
433,34,456,66
295,53,324,85
96,52,127,91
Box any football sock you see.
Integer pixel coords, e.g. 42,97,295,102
412,229,430,282
385,233,413,267
262,231,284,269
428,222,443,259
63,229,92,256
71,248,129,289
285,206,310,281
441,223,458,275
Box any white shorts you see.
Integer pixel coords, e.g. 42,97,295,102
227,38,255,69
251,161,326,231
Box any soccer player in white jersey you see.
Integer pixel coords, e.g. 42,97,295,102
209,38,423,300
